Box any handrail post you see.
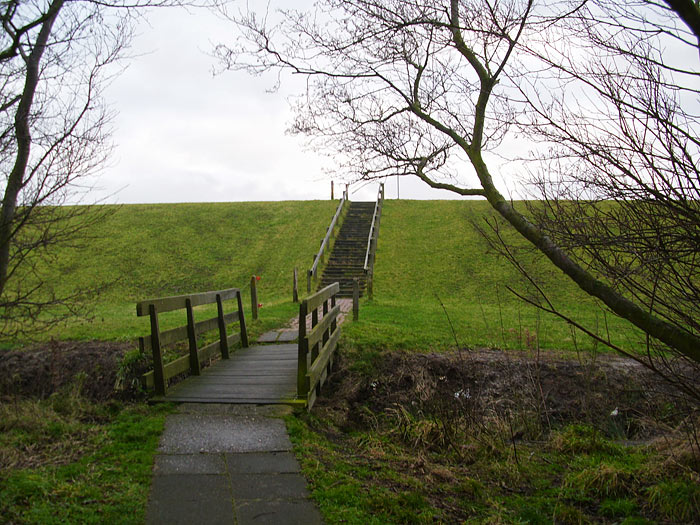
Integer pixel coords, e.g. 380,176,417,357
330,293,337,335
250,275,259,320
322,299,329,347
307,269,312,293
236,289,249,348
149,304,166,396
216,293,230,359
311,306,319,363
297,301,309,399
185,298,201,375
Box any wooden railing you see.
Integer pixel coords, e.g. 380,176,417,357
363,183,385,298
308,190,347,292
137,287,248,396
297,282,341,409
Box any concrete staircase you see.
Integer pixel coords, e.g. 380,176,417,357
319,201,375,297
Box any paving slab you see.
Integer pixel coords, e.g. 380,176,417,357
154,453,226,475
257,331,280,343
226,452,300,474
146,345,324,524
177,404,293,417
276,330,298,343
235,499,324,525
146,474,234,525
229,473,310,500
158,414,292,454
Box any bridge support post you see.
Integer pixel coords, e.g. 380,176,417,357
237,290,249,348
216,294,230,359
185,299,201,375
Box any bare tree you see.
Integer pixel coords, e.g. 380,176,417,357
504,0,700,397
217,1,700,369
0,0,200,340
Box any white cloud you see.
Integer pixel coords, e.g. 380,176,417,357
91,5,476,204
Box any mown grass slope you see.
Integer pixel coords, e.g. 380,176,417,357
345,200,640,353
33,200,338,343
10,198,641,352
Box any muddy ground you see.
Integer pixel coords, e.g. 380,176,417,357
316,349,698,440
1,341,696,439
0,340,134,401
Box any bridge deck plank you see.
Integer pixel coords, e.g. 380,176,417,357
163,344,298,404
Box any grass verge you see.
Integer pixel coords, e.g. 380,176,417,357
0,389,173,524
286,346,700,524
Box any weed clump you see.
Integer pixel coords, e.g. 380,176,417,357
646,480,700,522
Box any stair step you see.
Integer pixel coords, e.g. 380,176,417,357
317,201,378,296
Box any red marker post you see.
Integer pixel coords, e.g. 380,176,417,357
251,275,260,320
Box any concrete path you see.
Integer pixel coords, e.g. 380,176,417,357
146,404,323,525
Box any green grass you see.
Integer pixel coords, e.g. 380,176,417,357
0,394,173,524
7,199,643,355
1,198,693,523
4,200,338,345
286,408,698,524
347,200,643,353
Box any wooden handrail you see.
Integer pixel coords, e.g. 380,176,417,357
308,190,347,291
137,286,248,396
363,183,384,271
297,282,341,409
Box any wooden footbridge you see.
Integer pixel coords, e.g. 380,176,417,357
137,185,384,409
137,283,341,409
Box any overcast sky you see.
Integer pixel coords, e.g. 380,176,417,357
91,5,474,204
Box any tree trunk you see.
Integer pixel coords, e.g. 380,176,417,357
0,0,64,297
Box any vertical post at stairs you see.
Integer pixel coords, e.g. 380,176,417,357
293,267,299,303
250,275,259,320
353,278,359,321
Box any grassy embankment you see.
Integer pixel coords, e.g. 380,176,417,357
44,200,341,343
346,199,642,353
7,199,639,353
3,199,696,523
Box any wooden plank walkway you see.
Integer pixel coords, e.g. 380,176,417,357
161,344,298,404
